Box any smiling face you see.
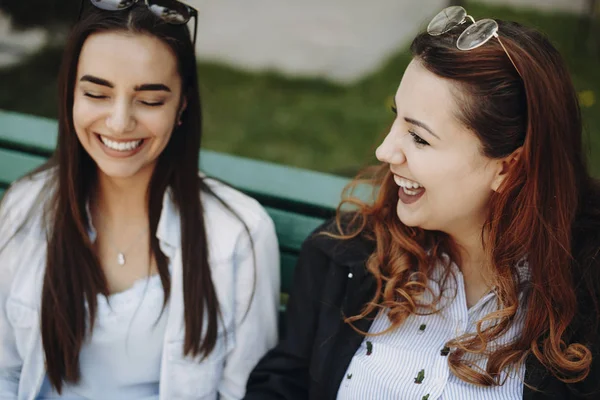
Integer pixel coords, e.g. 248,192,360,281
72,31,184,184
376,60,506,239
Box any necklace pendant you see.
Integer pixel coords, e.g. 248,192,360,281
117,252,126,266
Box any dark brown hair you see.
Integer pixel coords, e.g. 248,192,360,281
30,4,225,392
335,20,600,386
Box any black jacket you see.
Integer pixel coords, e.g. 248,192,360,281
245,221,600,399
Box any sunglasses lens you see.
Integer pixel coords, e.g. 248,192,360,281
427,6,467,36
147,0,191,24
90,0,136,11
457,19,498,50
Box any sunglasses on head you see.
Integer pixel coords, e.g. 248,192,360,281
427,6,522,78
79,0,198,46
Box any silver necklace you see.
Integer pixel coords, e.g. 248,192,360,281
92,203,149,266
109,227,148,266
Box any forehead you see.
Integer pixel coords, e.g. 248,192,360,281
395,60,460,128
76,31,180,87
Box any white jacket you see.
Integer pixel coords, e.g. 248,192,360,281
0,170,280,400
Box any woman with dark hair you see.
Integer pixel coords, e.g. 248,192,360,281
245,6,600,399
0,1,280,399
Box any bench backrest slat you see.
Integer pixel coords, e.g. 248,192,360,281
0,110,350,303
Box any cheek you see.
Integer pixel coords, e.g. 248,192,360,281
156,130,173,147
146,118,175,152
437,167,494,211
72,99,94,144
406,151,447,187
418,157,482,204
72,97,86,127
150,120,174,144
72,96,100,130
142,109,176,139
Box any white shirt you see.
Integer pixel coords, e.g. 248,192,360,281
0,169,281,400
337,259,529,400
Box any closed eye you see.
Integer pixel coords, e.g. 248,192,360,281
84,92,107,100
410,131,430,147
140,100,165,107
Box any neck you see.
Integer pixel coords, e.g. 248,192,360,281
90,168,156,279
448,224,493,307
92,170,151,225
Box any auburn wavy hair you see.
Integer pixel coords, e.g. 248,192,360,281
333,20,600,387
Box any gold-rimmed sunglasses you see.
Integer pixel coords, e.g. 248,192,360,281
427,6,522,78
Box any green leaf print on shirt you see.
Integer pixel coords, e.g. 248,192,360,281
366,340,373,356
414,369,425,384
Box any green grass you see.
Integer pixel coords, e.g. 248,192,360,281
1,2,599,176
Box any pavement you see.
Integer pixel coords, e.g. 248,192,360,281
0,0,589,82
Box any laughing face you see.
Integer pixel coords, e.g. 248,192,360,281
375,60,505,239
72,31,184,183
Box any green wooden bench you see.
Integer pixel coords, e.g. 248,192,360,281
0,109,349,336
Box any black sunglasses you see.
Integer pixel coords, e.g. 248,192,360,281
79,0,198,46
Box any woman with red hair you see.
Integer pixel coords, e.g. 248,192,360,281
245,6,600,399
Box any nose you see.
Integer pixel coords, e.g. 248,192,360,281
105,99,136,134
375,129,407,165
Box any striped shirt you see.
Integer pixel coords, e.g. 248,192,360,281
337,258,529,400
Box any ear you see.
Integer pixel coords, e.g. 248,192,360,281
491,147,522,192
177,97,188,122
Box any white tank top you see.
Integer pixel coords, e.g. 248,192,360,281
36,274,168,400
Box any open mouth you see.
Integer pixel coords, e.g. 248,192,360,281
393,175,424,195
393,174,426,205
98,134,145,152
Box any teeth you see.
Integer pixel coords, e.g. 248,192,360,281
393,175,423,189
100,135,143,152
403,186,419,196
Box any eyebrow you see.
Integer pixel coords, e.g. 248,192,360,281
80,75,113,88
79,75,171,92
134,83,171,92
404,117,440,140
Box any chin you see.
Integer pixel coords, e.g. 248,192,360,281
95,163,146,180
396,203,420,227
398,218,422,229
396,212,421,228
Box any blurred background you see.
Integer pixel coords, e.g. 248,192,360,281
1,0,599,177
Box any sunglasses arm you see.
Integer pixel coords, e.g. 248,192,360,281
78,0,84,20
191,10,198,48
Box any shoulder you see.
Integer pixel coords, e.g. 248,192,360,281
569,180,600,337
201,177,274,242
572,180,600,265
0,169,53,294
292,216,377,314
0,168,54,233
300,214,375,270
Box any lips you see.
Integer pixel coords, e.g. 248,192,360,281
95,133,147,158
